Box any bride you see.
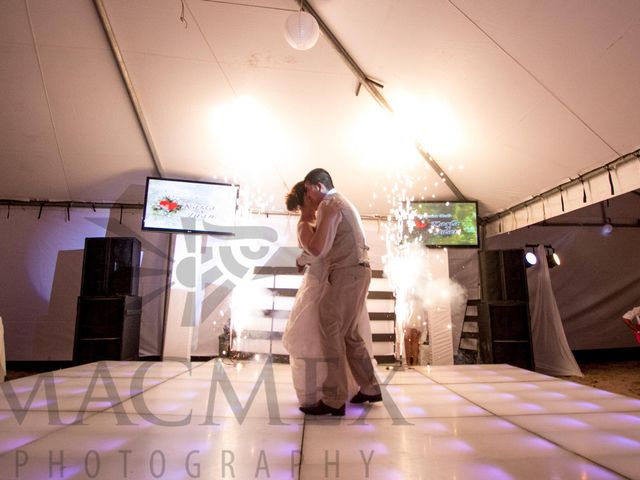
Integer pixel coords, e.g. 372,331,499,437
282,181,374,407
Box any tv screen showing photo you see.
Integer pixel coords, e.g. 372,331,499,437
409,201,479,247
142,177,239,234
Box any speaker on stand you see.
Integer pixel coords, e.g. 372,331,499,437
80,237,141,296
74,237,142,364
477,249,534,370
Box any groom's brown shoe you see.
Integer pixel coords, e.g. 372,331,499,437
299,401,345,416
350,391,383,404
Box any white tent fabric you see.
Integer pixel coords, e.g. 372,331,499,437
527,245,582,377
1,0,640,217
1,1,640,362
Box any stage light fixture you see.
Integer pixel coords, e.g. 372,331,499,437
525,252,537,266
524,246,538,267
545,245,560,268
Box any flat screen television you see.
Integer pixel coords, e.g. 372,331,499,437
408,201,479,248
142,177,239,234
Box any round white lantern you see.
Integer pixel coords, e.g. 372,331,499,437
284,11,320,50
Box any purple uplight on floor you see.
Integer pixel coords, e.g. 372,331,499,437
1,435,38,451
605,413,640,425
442,438,476,454
92,437,130,451
27,399,53,408
572,401,604,411
534,391,568,400
516,402,546,413
523,436,557,450
552,417,590,428
586,388,617,397
403,406,426,416
599,434,640,450
464,463,512,480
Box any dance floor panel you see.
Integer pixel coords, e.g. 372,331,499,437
0,360,638,479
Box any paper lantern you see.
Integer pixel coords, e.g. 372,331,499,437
284,11,320,50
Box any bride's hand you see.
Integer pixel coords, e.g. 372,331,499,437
299,202,316,222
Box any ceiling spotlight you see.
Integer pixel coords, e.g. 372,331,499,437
601,223,613,236
284,10,320,50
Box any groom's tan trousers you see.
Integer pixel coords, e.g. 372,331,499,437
318,264,379,408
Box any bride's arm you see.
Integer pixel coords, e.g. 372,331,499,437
297,221,315,252
296,221,315,271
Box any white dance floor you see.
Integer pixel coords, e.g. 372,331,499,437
1,360,639,479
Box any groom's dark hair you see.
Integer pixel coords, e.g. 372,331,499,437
304,168,334,190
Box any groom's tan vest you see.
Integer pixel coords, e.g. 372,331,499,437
323,191,369,270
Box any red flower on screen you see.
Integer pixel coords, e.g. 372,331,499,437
153,196,182,215
160,200,178,211
414,218,428,229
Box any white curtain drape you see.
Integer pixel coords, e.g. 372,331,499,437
527,245,582,377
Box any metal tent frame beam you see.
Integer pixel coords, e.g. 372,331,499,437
300,1,467,201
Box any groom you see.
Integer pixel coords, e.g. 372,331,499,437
299,168,382,416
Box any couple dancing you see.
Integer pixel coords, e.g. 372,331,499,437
282,168,382,416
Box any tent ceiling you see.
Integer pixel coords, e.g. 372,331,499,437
1,0,639,217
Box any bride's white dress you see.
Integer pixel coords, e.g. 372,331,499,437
282,252,374,407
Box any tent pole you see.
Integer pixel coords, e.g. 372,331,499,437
301,1,467,201
93,0,165,178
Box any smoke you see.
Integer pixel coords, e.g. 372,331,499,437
384,243,431,299
383,242,469,357
384,242,466,308
230,282,273,352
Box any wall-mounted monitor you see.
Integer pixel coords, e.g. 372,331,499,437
409,201,479,248
142,177,239,234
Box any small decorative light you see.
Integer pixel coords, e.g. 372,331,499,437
284,11,320,50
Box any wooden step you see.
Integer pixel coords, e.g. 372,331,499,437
260,309,396,321
459,337,478,351
268,287,394,300
462,322,479,334
255,266,386,278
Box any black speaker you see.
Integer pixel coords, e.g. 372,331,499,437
490,342,533,369
478,302,534,370
73,295,142,364
479,249,528,301
486,303,530,340
81,237,141,296
478,249,534,370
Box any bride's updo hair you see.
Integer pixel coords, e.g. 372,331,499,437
285,181,306,212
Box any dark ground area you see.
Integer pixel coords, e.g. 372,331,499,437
563,359,640,399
